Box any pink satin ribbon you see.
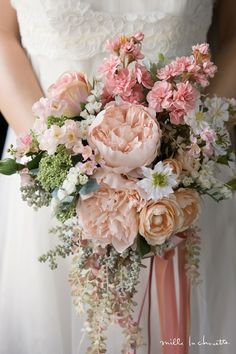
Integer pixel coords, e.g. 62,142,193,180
155,235,190,354
136,235,190,354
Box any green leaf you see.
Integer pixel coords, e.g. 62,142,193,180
227,178,236,190
158,53,165,62
27,152,45,170
136,234,151,257
0,158,25,175
71,154,82,165
217,155,229,166
79,178,100,196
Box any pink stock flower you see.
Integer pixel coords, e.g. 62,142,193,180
32,97,68,120
105,68,137,97
99,55,121,75
38,125,65,155
133,31,144,41
77,187,139,253
135,64,153,89
169,108,186,125
200,128,216,143
147,81,173,112
202,60,217,78
172,82,200,111
48,71,91,117
121,84,145,104
63,120,81,150
16,133,33,156
80,145,93,160
88,103,161,173
157,57,189,80
78,160,97,175
192,43,209,55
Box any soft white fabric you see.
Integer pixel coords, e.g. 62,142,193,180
1,0,235,353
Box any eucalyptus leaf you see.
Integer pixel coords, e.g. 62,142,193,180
136,234,151,257
227,178,236,190
0,158,25,175
79,178,100,196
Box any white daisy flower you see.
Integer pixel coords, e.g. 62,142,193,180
137,161,178,201
205,96,229,129
184,101,209,135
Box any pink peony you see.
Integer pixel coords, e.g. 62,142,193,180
147,81,173,112
77,187,139,253
48,71,91,117
88,103,161,173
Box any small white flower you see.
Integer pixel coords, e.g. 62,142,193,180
184,102,209,135
182,176,194,187
205,97,229,128
87,95,96,103
80,110,90,119
62,180,76,195
57,188,67,201
85,102,96,115
137,161,178,201
79,174,88,185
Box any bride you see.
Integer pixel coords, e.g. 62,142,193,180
0,0,235,353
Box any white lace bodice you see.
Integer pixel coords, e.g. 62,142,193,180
11,0,214,62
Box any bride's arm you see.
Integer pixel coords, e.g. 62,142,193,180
0,0,43,134
208,0,236,97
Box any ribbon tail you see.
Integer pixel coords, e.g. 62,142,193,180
177,243,190,354
154,253,179,354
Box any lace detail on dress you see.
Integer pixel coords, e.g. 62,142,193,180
11,0,213,61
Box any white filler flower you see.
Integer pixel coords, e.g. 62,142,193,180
138,161,178,200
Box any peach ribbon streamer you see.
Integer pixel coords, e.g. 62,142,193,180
154,236,190,354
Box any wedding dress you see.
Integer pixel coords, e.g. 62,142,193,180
1,0,235,353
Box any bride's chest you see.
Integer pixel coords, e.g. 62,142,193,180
11,0,214,61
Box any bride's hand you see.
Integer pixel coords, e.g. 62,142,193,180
0,0,43,135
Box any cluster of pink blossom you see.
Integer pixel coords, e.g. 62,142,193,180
99,33,153,104
147,44,217,124
157,43,217,86
147,80,200,124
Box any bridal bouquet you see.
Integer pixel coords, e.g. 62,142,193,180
1,32,236,353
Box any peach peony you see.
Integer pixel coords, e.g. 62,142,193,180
77,187,139,253
163,158,182,179
88,103,161,173
139,198,184,245
174,188,201,231
48,71,91,117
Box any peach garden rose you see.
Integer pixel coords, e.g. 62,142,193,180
88,103,162,173
48,71,91,117
174,188,201,231
76,186,139,253
139,198,184,245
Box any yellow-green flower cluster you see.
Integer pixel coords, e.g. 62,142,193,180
37,146,72,192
